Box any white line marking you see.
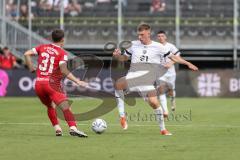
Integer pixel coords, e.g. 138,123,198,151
0,122,240,128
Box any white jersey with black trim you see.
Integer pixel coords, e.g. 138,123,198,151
123,40,172,65
162,42,181,76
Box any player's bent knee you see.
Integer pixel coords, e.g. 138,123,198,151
58,100,70,110
114,82,122,90
148,99,159,109
114,80,127,90
168,89,174,97
158,86,165,95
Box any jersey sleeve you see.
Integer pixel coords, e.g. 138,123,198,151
32,45,42,55
59,51,68,66
122,48,132,57
170,44,181,56
162,45,173,58
122,41,133,57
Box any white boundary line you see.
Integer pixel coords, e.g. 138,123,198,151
0,122,240,128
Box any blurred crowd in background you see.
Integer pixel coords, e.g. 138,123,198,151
5,0,166,19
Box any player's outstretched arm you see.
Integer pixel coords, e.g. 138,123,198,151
24,50,36,72
59,63,88,87
164,54,181,68
170,54,198,71
164,59,175,69
112,48,129,61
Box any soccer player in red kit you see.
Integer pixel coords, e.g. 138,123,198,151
24,29,88,137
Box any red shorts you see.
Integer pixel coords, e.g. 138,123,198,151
35,80,67,107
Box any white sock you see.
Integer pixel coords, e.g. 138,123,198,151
170,90,176,103
115,90,125,117
159,94,168,115
173,90,176,97
154,107,166,131
70,126,77,131
53,124,62,131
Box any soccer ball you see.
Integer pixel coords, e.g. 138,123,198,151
91,119,107,134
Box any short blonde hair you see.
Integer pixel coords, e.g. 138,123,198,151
137,23,151,32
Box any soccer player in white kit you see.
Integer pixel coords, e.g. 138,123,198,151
113,23,198,135
156,30,180,117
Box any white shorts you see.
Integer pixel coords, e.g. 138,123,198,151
158,73,176,90
126,71,155,93
125,63,167,100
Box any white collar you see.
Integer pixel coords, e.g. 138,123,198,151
51,43,61,48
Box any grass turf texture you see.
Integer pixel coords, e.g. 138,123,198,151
0,97,240,160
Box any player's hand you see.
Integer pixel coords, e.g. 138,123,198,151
188,63,198,71
29,67,36,73
77,81,89,87
164,62,174,69
112,48,121,57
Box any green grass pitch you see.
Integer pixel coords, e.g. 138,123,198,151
0,97,240,160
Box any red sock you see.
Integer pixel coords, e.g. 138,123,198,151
47,107,59,126
62,108,76,127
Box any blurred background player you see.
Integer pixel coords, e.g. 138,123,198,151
113,23,198,135
24,29,88,137
0,47,20,70
156,30,181,117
